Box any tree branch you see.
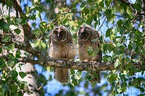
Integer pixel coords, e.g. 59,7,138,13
118,0,143,20
1,55,142,71
0,35,41,58
7,55,145,71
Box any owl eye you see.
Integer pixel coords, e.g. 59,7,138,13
60,31,65,37
82,32,89,36
53,31,58,38
54,31,58,34
57,30,66,41
60,31,65,35
79,31,90,41
83,32,88,36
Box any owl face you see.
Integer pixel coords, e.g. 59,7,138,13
78,25,92,41
52,26,68,42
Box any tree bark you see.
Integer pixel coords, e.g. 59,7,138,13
0,1,39,96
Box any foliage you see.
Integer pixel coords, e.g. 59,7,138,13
0,0,145,95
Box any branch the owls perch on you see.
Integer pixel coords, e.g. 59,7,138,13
18,56,143,71
1,54,142,71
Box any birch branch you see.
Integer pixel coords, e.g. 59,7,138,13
22,57,142,71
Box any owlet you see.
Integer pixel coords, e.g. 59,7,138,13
77,24,102,83
49,26,76,84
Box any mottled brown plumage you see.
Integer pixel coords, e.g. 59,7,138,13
49,26,76,84
77,24,102,83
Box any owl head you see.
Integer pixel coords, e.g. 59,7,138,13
77,24,92,41
52,26,69,42
78,24,100,42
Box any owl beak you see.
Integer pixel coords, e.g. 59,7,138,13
58,34,60,37
57,34,61,40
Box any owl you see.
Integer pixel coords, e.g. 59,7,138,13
49,26,76,84
77,24,102,83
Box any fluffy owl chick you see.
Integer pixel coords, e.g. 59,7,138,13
77,24,102,83
49,26,76,84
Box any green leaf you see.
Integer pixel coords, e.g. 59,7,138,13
117,19,123,27
36,4,43,12
16,50,21,58
18,91,23,96
115,36,122,43
48,75,53,81
14,58,19,64
32,28,40,37
38,74,47,83
0,59,5,65
41,42,46,49
8,44,15,51
91,81,97,89
0,18,10,31
71,75,78,86
32,22,36,27
91,38,99,43
117,87,123,94
10,70,18,79
15,18,22,24
121,82,127,90
14,28,21,34
131,43,136,49
3,22,9,29
126,6,132,16
116,43,122,47
19,72,26,79
7,60,14,67
0,59,6,69
2,35,10,42
11,84,18,95
1,84,9,91
107,73,117,83
83,7,89,15
105,9,116,23
40,21,47,26
86,70,92,81
76,71,82,79
7,53,15,60
70,69,75,74
86,17,92,25
106,28,112,37
84,81,89,89
120,27,125,35
114,59,119,68
87,47,94,56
